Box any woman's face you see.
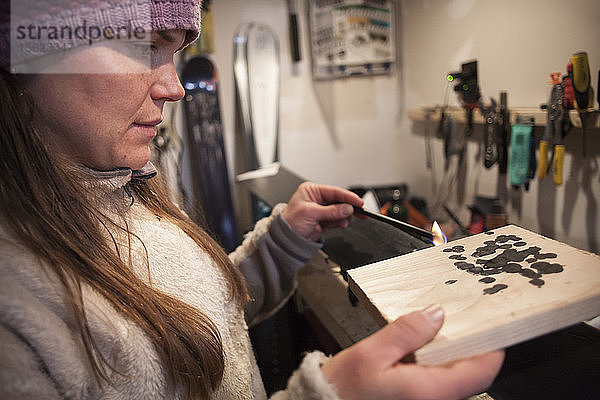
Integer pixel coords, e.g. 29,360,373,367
28,29,186,171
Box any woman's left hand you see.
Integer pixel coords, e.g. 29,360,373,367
282,182,364,242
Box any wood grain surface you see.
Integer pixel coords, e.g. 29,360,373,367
348,225,600,365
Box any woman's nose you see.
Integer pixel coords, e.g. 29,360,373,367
151,62,185,102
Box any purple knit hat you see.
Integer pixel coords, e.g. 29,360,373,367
1,0,202,72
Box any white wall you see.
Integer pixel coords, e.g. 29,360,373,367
398,0,600,252
208,0,600,252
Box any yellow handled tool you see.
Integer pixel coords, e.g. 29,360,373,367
552,144,565,185
571,52,594,158
537,140,551,180
572,52,592,110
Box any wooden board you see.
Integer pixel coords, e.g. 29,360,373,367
347,225,600,366
297,251,380,348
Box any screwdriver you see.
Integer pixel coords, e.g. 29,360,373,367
570,52,593,157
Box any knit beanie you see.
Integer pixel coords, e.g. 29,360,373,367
0,0,202,73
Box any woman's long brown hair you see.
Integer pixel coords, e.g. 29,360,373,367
0,69,247,398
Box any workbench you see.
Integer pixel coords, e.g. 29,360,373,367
297,219,600,400
238,165,600,399
297,225,600,400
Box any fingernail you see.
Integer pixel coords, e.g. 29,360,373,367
422,304,444,326
341,204,353,217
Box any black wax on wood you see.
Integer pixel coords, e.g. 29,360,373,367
444,232,561,293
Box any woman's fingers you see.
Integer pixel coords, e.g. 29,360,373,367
321,306,505,400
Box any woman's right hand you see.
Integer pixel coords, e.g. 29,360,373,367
321,305,504,400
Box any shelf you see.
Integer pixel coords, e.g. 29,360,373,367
407,107,600,130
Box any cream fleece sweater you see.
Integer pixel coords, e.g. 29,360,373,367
0,168,341,399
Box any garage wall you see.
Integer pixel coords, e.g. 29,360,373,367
203,0,599,252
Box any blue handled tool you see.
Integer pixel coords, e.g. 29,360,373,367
509,118,535,188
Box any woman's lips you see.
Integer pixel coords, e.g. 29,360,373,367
131,122,158,138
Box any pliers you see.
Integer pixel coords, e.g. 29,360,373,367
538,77,564,184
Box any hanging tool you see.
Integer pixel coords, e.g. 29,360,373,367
509,117,535,188
438,107,454,169
424,108,434,170
525,125,537,191
570,51,594,157
480,98,498,168
552,78,569,186
447,60,481,137
287,0,301,64
538,73,563,181
497,91,509,175
432,110,462,216
558,63,575,182
563,61,575,110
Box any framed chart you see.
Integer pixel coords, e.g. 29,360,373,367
308,0,397,79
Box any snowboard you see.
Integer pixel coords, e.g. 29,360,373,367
233,22,280,171
181,56,239,252
233,22,281,221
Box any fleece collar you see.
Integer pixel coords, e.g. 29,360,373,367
80,161,158,196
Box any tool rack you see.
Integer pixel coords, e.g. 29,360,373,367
408,107,600,130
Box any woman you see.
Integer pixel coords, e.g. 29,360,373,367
0,0,503,399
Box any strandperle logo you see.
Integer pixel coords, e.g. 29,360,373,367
15,19,147,47
10,0,153,74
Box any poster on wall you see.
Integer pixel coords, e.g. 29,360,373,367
308,0,396,79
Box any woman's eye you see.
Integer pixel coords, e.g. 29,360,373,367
128,43,155,59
